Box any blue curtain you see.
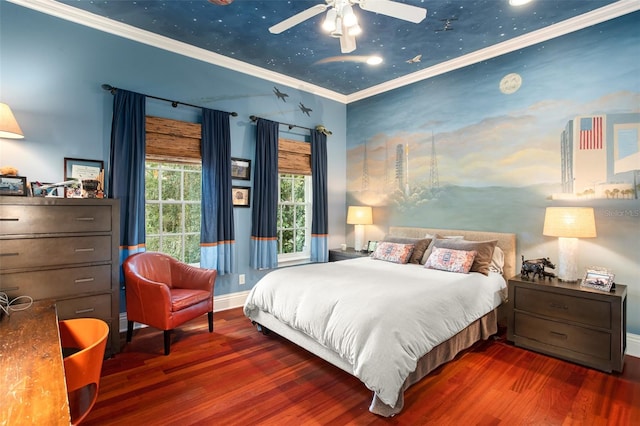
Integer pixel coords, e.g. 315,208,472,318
107,89,146,300
201,108,235,274
310,129,328,262
250,118,279,269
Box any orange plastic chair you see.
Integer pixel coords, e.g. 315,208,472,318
59,318,109,425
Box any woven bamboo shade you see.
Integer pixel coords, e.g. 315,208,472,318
146,116,201,163
279,138,311,175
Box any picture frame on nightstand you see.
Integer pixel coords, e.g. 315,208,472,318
581,267,615,292
366,240,378,253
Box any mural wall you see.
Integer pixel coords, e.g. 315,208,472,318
346,12,640,333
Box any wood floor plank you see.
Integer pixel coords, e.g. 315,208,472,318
83,308,640,425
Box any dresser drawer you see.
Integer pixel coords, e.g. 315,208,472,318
0,265,112,299
0,204,112,235
513,286,611,329
0,236,112,269
513,312,611,360
56,294,112,320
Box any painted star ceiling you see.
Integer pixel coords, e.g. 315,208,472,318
51,0,625,97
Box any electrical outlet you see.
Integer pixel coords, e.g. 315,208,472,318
239,274,245,285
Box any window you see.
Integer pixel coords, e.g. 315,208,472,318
145,161,201,264
277,173,312,260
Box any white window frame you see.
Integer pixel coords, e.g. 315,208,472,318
145,161,201,266
277,174,312,263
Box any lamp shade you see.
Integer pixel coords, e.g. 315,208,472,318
543,207,596,238
346,206,373,225
0,103,24,139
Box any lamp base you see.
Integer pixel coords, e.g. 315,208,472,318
557,237,579,282
354,224,365,252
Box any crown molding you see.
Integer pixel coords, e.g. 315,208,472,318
8,0,639,105
7,0,349,104
346,0,640,103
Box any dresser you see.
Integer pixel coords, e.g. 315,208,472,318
0,197,120,356
507,275,626,373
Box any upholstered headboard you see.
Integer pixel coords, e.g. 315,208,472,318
388,226,517,280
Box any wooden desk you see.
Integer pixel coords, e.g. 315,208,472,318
0,300,70,425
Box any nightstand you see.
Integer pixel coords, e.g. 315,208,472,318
507,275,626,373
328,248,370,262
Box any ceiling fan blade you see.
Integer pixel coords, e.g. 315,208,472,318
340,33,357,53
269,4,329,34
358,0,427,24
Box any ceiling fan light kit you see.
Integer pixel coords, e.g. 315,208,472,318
269,0,427,54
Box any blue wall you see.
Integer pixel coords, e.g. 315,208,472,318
346,12,640,334
0,2,347,300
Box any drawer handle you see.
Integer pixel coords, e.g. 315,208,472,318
75,308,95,314
75,248,95,253
74,277,95,284
0,217,19,222
75,217,96,222
549,302,568,310
549,331,568,340
0,252,20,257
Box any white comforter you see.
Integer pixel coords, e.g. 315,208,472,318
243,257,506,407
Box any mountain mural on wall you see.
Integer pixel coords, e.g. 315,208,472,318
346,12,640,225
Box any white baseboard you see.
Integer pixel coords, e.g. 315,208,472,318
627,332,640,358
118,290,640,361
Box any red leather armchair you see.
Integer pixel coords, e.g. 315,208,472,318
123,252,217,355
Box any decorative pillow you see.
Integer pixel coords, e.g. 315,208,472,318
425,248,477,273
371,242,415,264
489,246,505,274
383,235,432,264
431,238,498,275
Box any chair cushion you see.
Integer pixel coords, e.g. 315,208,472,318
170,289,211,312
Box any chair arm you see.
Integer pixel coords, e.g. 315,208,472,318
125,273,173,327
172,263,217,293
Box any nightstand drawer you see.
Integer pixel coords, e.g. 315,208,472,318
513,312,611,360
514,286,611,329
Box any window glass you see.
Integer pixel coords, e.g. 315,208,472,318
277,174,312,261
145,161,201,264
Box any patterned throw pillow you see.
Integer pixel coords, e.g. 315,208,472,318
424,247,477,273
371,242,415,264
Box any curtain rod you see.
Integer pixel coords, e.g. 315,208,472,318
249,115,332,136
101,84,238,117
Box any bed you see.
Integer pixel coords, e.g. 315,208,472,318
243,226,516,416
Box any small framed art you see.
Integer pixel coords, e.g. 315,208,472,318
64,157,104,181
232,186,251,207
367,240,379,253
231,157,251,180
581,267,615,292
0,175,27,196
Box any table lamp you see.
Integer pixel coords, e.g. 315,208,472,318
347,205,373,252
0,103,24,139
543,207,596,282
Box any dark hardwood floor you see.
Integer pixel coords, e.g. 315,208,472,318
84,308,640,425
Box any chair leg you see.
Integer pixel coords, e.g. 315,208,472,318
164,330,171,356
126,321,134,343
208,311,214,333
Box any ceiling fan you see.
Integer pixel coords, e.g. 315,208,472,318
269,0,427,54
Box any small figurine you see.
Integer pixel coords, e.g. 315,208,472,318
521,255,556,280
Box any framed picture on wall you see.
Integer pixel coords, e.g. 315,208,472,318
231,157,251,180
232,186,251,207
64,157,104,181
